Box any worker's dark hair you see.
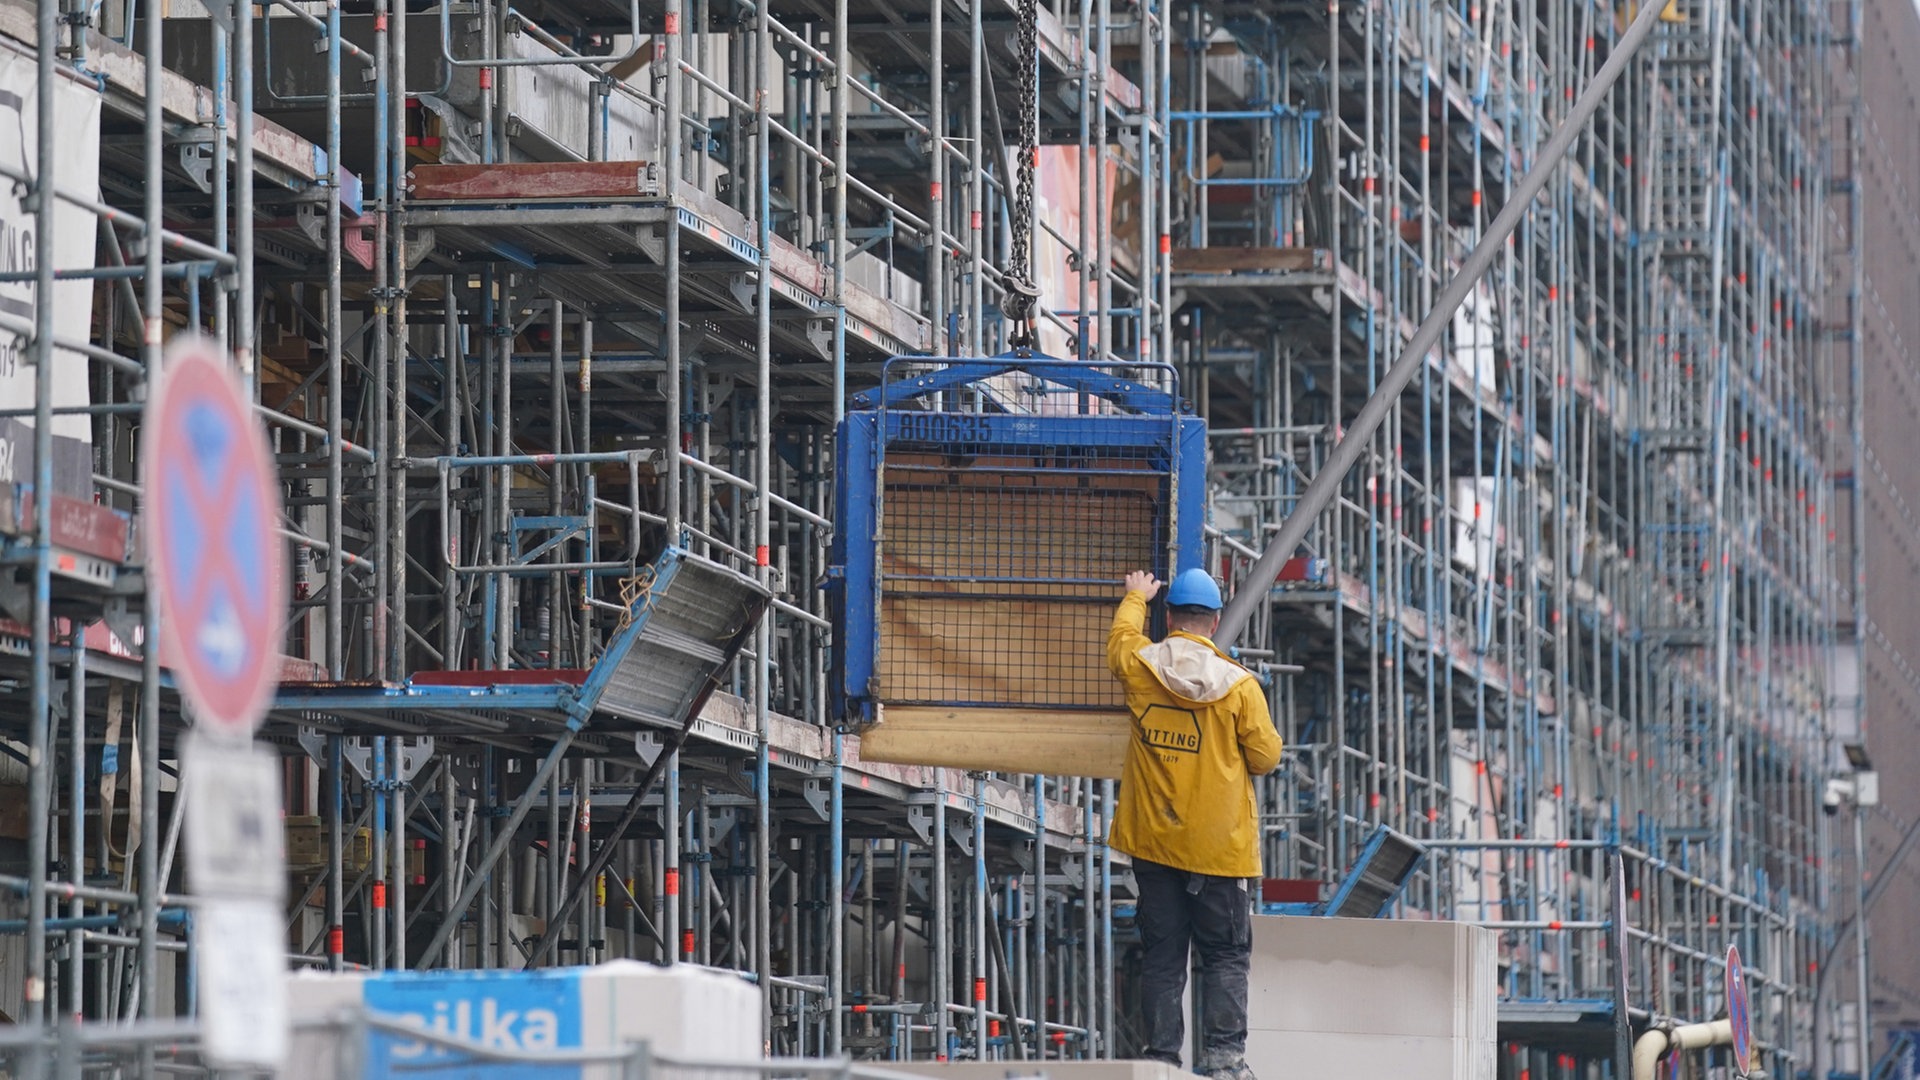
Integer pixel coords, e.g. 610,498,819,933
1167,606,1221,637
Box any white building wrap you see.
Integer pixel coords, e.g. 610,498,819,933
0,50,97,496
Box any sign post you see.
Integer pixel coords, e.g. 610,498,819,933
1611,852,1631,1079
1728,944,1752,1077
143,335,291,1070
182,734,290,1068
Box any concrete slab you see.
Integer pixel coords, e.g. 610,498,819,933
283,960,760,1080
1245,915,1496,1080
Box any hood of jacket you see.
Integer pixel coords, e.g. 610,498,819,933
1135,633,1251,704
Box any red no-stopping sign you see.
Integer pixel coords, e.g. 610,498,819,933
142,336,288,737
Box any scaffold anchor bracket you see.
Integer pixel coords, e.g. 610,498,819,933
0,577,27,624
98,596,138,657
405,229,435,267
394,737,434,782
634,730,665,767
906,803,935,845
727,275,757,312
295,725,327,767
295,202,323,247
341,739,375,782
198,0,232,31
802,777,831,822
178,145,214,194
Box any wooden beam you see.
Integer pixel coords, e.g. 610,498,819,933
857,705,1130,779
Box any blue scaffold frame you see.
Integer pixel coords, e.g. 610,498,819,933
829,352,1209,726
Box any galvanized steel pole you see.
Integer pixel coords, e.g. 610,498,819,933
1213,0,1670,647
67,639,86,1016
664,0,683,542
236,0,255,388
25,0,58,1034
325,0,346,677
1611,851,1631,1079
371,0,392,681
388,0,410,682
139,0,165,1039
1855,806,1872,1077
754,0,775,1035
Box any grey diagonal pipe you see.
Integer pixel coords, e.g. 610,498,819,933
1819,808,1920,978
1214,0,1670,648
521,716,697,969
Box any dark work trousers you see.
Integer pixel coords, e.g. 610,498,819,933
1134,857,1254,1071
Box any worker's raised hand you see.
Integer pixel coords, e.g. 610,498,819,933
1124,571,1162,597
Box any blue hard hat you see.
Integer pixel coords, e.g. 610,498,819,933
1166,568,1223,610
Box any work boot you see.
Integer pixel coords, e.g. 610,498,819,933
1201,1060,1258,1080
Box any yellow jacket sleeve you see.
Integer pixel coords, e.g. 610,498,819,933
1236,678,1283,775
1107,592,1153,677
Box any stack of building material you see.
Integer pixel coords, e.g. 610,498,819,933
1245,916,1497,1079
283,960,761,1079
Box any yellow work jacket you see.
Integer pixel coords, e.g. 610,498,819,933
1107,592,1283,878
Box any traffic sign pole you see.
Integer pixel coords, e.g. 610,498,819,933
144,335,292,1069
1611,852,1631,1079
1728,944,1753,1077
182,730,290,1070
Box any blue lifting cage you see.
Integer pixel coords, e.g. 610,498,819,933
828,354,1207,778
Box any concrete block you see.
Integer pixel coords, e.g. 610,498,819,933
284,960,760,1080
587,961,762,1061
1244,915,1496,1080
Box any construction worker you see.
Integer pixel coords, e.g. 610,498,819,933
1108,568,1282,1080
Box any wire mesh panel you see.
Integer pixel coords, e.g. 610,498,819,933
831,355,1206,777
876,443,1168,709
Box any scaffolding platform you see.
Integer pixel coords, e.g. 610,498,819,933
0,0,350,200
402,167,930,359
272,546,768,741
1496,999,1627,1059
0,487,131,619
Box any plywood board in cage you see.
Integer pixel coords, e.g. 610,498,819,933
858,705,1130,779
878,596,1124,708
864,441,1166,775
880,486,1158,595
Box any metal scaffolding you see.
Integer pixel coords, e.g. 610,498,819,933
0,0,1863,1070
1190,0,1843,1071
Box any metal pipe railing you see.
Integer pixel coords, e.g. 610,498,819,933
437,0,642,69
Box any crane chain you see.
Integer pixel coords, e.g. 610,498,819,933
1002,0,1042,350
